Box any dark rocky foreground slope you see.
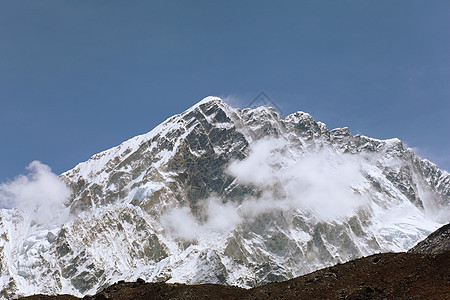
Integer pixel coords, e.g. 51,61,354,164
409,223,450,254
21,250,450,300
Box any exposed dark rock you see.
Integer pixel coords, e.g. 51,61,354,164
409,222,450,254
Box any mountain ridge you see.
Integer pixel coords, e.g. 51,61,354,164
1,97,448,298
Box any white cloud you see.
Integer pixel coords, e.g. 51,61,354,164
228,138,287,187
0,161,71,225
220,94,248,109
163,138,369,241
162,206,201,240
228,138,367,221
162,197,242,241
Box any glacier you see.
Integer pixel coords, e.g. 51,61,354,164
0,96,448,298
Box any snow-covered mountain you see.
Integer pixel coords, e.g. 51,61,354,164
0,97,449,298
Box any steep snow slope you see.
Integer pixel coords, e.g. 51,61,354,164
0,97,448,298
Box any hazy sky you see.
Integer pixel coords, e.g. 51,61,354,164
0,0,449,181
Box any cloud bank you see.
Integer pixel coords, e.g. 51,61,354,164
228,138,367,220
0,161,71,224
162,197,242,241
163,138,369,240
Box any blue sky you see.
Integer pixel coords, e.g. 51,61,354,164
0,0,449,181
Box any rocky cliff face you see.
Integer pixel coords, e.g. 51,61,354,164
1,97,449,298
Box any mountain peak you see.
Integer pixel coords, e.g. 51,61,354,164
188,96,228,112
1,96,448,298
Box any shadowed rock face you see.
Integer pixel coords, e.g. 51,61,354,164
21,251,450,300
2,97,449,298
409,223,450,254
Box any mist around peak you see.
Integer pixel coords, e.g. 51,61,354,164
0,160,71,225
162,137,371,241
